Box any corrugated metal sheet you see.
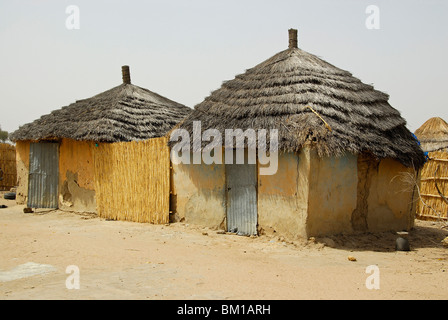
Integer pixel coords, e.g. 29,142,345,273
28,142,59,208
226,160,257,236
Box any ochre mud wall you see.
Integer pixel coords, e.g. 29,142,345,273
306,151,417,237
257,151,308,239
306,150,358,237
59,139,96,213
172,159,226,228
172,147,418,239
366,158,417,232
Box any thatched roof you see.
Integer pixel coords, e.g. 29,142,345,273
171,29,425,168
10,66,191,143
414,117,448,152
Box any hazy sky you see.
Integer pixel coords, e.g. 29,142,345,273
0,0,447,134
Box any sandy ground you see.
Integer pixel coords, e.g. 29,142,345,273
0,192,447,300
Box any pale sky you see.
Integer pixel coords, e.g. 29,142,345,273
0,0,447,134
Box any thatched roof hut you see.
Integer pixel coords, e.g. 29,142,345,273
10,66,191,143
414,117,448,153
170,29,425,238
11,66,191,223
172,30,425,168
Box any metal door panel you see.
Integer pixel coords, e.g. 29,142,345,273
225,154,257,235
28,142,59,208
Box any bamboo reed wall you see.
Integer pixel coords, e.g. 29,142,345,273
417,150,448,221
0,143,17,191
93,137,170,224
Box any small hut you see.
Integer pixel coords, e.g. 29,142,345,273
169,29,426,238
10,66,191,223
0,143,17,191
414,117,448,220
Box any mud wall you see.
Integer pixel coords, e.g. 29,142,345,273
305,151,417,236
172,148,417,238
351,153,379,232
58,139,96,213
15,141,30,205
171,156,226,228
306,150,358,237
257,151,308,239
366,158,416,232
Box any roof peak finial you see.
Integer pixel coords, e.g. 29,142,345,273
122,65,131,84
288,28,298,49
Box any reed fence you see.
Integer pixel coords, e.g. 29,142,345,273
93,137,170,223
417,150,448,221
0,143,17,191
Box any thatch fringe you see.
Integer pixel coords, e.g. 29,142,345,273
10,83,191,143
171,47,425,168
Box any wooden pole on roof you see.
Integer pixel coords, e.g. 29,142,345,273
288,28,298,49
122,65,131,84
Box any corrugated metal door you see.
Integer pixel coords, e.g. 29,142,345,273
28,142,59,208
225,152,257,235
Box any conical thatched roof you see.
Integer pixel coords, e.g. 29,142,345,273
10,66,191,143
171,29,425,168
414,117,448,152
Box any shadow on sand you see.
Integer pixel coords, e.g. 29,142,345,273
315,220,448,252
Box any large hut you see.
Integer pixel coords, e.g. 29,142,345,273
169,29,426,238
10,66,191,223
414,117,448,220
